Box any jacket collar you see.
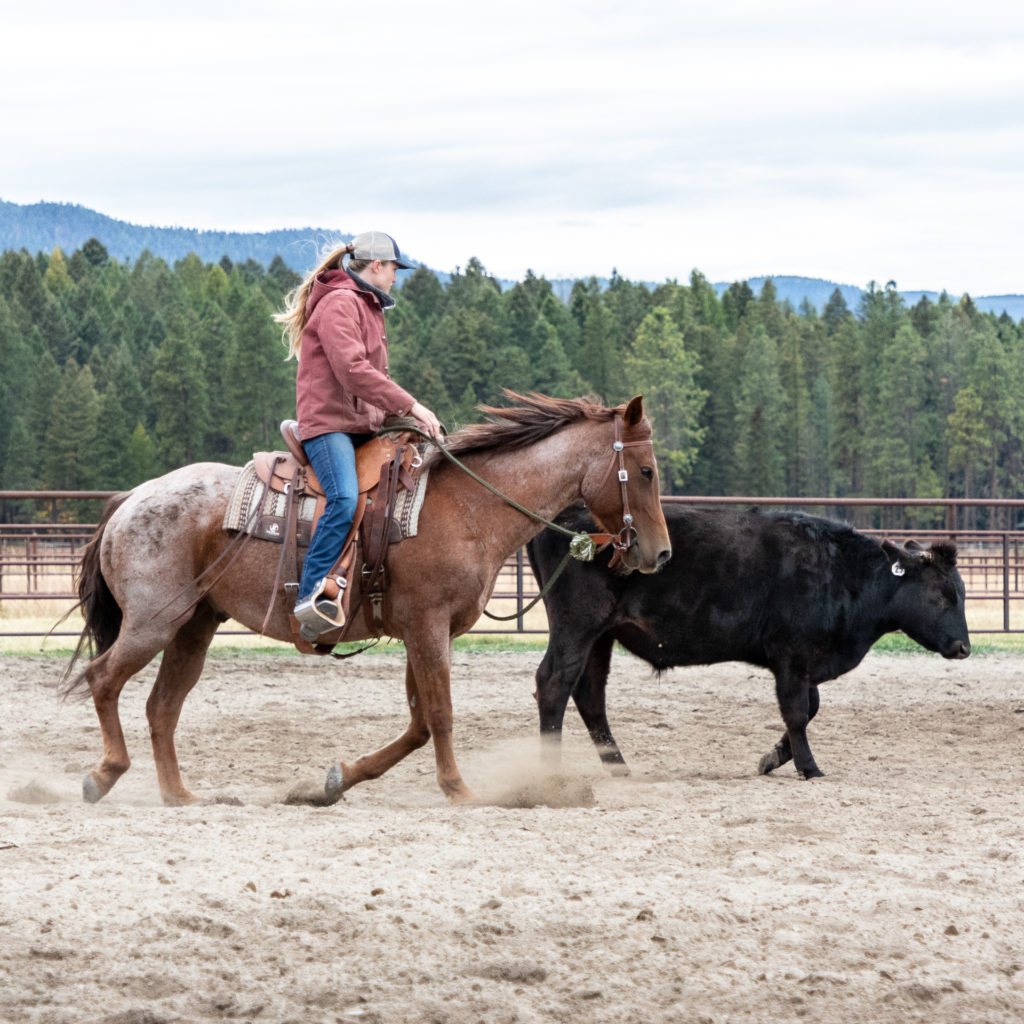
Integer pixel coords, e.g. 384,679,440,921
346,267,396,310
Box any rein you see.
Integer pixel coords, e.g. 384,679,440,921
386,410,651,621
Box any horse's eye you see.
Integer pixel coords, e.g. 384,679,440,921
640,466,653,480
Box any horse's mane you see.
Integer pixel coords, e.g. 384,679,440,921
425,391,613,466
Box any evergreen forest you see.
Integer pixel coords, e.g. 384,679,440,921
1,240,1022,528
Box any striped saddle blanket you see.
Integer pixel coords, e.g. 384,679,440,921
222,457,429,547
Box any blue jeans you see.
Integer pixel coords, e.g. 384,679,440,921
297,431,368,602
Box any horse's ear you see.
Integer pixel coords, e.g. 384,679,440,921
624,395,644,427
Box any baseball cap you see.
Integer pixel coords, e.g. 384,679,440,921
350,231,417,269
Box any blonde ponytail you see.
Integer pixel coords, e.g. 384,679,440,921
274,241,355,359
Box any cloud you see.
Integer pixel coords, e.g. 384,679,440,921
2,1,1023,294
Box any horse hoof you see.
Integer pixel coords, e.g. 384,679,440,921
82,774,103,804
757,752,779,776
324,763,346,803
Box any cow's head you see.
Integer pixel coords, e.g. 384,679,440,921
882,539,971,659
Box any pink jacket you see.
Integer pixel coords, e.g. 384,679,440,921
295,270,415,440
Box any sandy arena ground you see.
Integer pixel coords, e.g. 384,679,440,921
1,647,1022,1024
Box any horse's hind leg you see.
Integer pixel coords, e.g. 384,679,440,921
146,604,221,806
83,625,176,803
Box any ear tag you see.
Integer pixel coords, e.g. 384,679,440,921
891,562,905,577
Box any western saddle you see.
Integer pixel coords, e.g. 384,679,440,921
252,419,422,654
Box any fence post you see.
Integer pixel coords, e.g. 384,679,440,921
1004,533,1011,632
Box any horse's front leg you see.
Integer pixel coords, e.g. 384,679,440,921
326,659,432,799
405,630,476,803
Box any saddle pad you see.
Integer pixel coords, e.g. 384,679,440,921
223,459,429,547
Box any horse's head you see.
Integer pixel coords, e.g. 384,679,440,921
582,396,671,573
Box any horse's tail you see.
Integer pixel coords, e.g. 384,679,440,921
59,492,131,700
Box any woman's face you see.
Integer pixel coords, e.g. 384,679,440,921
362,259,399,294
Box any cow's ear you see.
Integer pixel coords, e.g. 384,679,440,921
623,396,645,428
929,540,959,568
881,539,901,563
881,539,907,576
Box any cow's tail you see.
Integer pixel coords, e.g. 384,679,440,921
59,493,130,700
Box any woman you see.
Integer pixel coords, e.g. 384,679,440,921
275,231,442,638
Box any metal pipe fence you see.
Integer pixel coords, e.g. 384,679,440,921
2,491,1023,636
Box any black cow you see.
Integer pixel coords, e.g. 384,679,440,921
527,503,971,779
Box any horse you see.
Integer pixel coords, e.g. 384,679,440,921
61,392,671,806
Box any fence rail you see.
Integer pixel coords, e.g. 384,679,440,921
2,491,1023,637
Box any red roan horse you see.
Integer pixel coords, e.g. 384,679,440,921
62,393,671,806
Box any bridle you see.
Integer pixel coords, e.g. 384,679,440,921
597,410,654,568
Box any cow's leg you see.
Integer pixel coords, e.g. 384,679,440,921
145,604,221,806
570,635,628,773
760,673,822,779
534,629,601,766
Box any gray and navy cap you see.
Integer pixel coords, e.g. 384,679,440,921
350,231,417,269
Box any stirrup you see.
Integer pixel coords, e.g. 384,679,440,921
294,576,346,641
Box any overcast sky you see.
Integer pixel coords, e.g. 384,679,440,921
3,0,1023,295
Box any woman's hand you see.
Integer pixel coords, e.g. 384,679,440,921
410,401,443,438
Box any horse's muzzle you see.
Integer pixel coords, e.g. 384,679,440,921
625,542,672,574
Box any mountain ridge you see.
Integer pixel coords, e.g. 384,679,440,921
2,198,1021,320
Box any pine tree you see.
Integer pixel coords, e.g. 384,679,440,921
398,267,446,328
622,308,707,493
43,361,100,490
504,281,540,357
732,326,786,495
0,417,36,521
947,386,987,511
431,308,494,409
807,374,836,498
227,291,292,456
864,324,932,525
151,317,210,468
531,316,586,396
575,298,616,401
125,423,160,486
91,385,136,489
